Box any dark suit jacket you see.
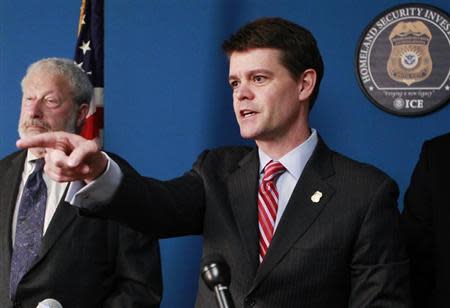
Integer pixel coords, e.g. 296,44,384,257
401,132,450,308
0,151,163,308
86,138,409,308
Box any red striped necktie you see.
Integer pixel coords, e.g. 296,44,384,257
258,160,286,263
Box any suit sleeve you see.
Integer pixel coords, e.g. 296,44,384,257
102,224,163,308
80,152,206,238
349,177,411,307
401,142,434,308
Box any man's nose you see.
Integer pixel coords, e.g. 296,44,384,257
235,82,255,101
25,99,44,117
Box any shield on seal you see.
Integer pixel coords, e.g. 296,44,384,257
387,21,433,86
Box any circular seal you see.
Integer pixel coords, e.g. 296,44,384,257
355,4,450,116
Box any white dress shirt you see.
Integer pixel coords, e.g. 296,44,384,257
12,151,68,244
258,128,318,230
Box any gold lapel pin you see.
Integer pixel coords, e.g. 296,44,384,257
311,191,323,204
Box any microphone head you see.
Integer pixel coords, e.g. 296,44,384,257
36,298,63,308
201,253,231,290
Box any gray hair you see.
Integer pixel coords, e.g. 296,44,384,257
21,57,93,106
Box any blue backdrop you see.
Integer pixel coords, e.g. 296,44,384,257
1,1,449,307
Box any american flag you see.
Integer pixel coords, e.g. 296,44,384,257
74,0,104,144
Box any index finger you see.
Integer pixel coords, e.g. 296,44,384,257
17,132,60,149
17,131,84,154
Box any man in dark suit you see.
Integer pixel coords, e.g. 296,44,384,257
0,58,163,308
18,18,410,307
402,132,450,307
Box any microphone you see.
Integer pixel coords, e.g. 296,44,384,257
201,254,235,308
36,298,63,308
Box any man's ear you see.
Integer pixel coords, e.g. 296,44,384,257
297,69,317,102
76,103,90,128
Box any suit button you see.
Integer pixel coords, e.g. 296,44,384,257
244,296,256,306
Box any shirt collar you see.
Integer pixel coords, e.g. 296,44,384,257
25,151,41,173
258,128,318,181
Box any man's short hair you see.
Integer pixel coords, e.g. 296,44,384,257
21,57,93,106
222,17,324,109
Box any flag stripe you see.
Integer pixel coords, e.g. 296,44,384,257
74,0,104,143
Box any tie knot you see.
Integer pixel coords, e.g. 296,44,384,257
33,158,45,174
262,161,286,183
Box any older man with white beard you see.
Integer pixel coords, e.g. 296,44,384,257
0,58,163,308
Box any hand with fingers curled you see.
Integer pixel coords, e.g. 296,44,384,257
17,131,108,183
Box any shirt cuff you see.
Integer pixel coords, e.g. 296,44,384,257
65,152,123,209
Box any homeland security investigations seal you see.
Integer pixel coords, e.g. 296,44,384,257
356,4,450,116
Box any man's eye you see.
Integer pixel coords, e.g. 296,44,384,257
253,75,267,83
229,80,239,89
45,98,60,107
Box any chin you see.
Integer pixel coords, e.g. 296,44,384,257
239,130,258,140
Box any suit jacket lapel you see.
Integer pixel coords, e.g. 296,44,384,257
19,169,77,271
227,148,260,275
0,152,77,285
0,151,27,265
38,196,77,259
251,138,336,289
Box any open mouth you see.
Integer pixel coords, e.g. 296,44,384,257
240,110,256,118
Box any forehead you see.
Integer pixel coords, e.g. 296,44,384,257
229,48,284,75
23,70,70,92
